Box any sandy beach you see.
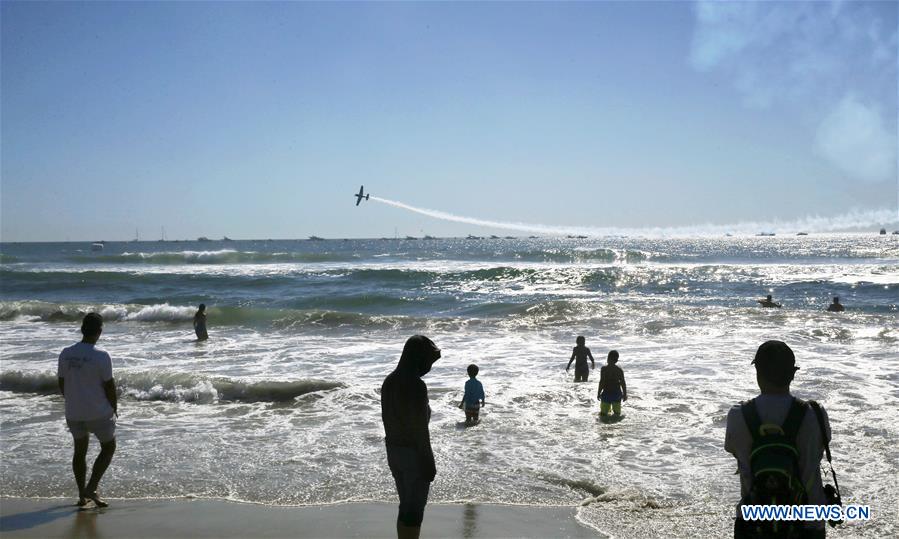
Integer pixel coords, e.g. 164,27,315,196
0,498,602,538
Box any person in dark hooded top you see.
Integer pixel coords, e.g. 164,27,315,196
381,335,441,539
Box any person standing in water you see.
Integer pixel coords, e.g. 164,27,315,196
597,350,627,417
566,336,595,382
193,303,208,340
57,313,118,508
826,297,844,312
381,335,441,539
458,364,485,426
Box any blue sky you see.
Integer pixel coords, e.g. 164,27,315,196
2,1,897,241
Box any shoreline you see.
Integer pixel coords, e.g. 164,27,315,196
0,497,604,538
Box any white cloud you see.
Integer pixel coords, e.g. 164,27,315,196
816,96,897,184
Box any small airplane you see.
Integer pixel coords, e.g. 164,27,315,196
354,185,369,206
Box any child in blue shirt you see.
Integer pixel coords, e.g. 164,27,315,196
458,364,485,426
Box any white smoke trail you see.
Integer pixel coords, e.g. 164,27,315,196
370,196,898,237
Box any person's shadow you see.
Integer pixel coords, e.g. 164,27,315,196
0,503,76,533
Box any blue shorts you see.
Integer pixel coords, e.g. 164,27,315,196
600,389,622,404
66,417,116,443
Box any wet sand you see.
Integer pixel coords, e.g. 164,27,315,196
0,498,602,538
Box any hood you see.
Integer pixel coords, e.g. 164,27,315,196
395,335,441,377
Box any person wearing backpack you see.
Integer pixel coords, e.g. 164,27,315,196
724,340,834,538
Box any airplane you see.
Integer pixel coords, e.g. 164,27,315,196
354,185,369,206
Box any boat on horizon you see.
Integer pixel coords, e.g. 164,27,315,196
796,232,808,236
197,236,212,242
404,236,417,240
466,234,482,240
308,236,325,241
90,242,104,251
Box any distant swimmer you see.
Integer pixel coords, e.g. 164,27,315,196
826,297,845,312
566,336,595,382
597,350,627,417
757,294,782,308
194,304,208,341
458,364,485,426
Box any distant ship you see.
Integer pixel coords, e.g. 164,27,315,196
756,232,776,237
528,236,539,239
423,235,437,240
197,237,212,242
405,236,417,240
91,242,104,251
504,236,516,239
222,236,234,242
796,232,808,236
466,234,482,240
308,236,325,241
893,230,899,235
567,235,588,239
880,228,887,235
489,235,500,239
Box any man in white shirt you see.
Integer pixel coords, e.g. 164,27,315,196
58,313,118,508
725,340,831,538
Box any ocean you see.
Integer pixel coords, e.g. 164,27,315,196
1,236,897,537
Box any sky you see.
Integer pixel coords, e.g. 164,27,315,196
1,1,897,241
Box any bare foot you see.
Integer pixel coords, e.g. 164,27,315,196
86,492,109,508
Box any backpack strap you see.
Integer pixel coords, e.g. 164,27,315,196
781,397,807,442
809,400,841,499
740,398,762,441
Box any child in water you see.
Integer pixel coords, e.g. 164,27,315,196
597,350,627,416
193,303,208,341
458,364,485,426
566,336,595,382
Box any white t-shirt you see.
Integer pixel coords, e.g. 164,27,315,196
724,393,831,529
57,342,114,421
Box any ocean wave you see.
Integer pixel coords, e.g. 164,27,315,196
0,301,196,323
69,249,360,265
0,301,425,329
0,370,343,403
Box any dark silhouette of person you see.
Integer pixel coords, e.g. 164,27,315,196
194,303,208,340
757,294,782,308
566,336,595,382
57,313,118,507
826,297,844,312
381,335,441,539
597,350,627,416
725,341,833,538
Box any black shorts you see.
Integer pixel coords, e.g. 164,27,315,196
574,366,589,382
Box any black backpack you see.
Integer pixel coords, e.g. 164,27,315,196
737,397,809,537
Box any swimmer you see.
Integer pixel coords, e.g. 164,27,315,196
193,303,208,340
566,336,595,382
597,350,627,416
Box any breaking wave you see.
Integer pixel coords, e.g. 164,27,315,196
0,370,343,403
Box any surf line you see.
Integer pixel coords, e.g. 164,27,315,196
370,196,898,237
